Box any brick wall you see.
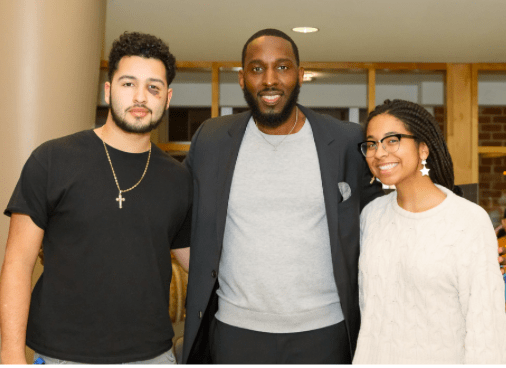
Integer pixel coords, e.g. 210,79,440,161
478,106,506,225
431,106,506,225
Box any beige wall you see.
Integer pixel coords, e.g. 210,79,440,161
0,0,106,360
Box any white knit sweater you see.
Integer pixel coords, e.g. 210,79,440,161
354,185,506,364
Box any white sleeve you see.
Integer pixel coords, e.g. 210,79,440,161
359,201,373,251
358,202,374,314
457,211,506,364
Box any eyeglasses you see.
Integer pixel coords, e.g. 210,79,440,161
358,134,417,158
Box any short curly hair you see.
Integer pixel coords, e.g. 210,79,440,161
108,32,176,85
242,28,300,68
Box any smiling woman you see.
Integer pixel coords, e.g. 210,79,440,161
354,99,506,364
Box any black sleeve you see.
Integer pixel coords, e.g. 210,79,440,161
4,150,49,230
171,201,192,250
183,119,206,174
171,168,193,250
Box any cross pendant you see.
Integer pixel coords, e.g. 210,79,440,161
116,192,125,209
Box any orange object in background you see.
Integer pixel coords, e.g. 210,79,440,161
499,236,506,249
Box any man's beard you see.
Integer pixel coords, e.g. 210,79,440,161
243,82,300,128
109,96,166,134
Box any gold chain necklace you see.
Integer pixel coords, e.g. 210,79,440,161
255,106,298,151
102,140,151,209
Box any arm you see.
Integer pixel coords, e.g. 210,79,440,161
494,224,503,236
458,214,506,363
183,119,206,174
0,214,44,364
172,247,190,272
170,171,192,273
178,122,207,273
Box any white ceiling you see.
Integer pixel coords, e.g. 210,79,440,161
105,0,506,64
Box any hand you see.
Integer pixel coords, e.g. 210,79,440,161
1,358,28,364
495,225,504,236
499,246,506,274
0,351,28,365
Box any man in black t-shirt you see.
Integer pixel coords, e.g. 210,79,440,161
0,32,191,364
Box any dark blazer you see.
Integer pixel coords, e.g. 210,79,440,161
182,105,383,363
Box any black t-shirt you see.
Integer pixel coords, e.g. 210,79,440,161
5,130,192,363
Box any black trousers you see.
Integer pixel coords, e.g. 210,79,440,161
209,318,352,364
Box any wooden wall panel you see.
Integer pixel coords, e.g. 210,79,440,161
446,63,476,185
211,62,220,118
368,68,376,113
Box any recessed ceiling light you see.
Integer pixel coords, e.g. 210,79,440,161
292,27,319,34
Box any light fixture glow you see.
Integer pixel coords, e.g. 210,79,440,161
292,27,319,34
303,72,315,82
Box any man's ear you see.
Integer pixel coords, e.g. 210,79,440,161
104,82,111,105
166,88,173,110
238,69,245,90
298,66,304,85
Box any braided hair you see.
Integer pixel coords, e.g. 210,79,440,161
366,99,454,191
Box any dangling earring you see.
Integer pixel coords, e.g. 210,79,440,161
420,159,430,176
370,175,376,184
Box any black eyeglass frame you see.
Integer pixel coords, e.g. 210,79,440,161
358,134,417,157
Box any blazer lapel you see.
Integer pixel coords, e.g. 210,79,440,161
215,112,251,256
299,105,342,264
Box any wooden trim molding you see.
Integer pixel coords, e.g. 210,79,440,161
367,68,376,113
211,62,220,118
471,65,479,183
478,146,506,155
472,63,506,71
157,142,190,152
100,60,447,72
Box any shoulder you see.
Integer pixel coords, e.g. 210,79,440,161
151,145,191,180
31,130,95,161
427,187,496,250
438,191,499,264
196,111,250,138
361,191,393,219
446,190,492,229
41,130,94,147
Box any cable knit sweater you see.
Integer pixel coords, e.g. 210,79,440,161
353,185,506,364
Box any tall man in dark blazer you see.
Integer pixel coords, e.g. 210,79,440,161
182,28,383,364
